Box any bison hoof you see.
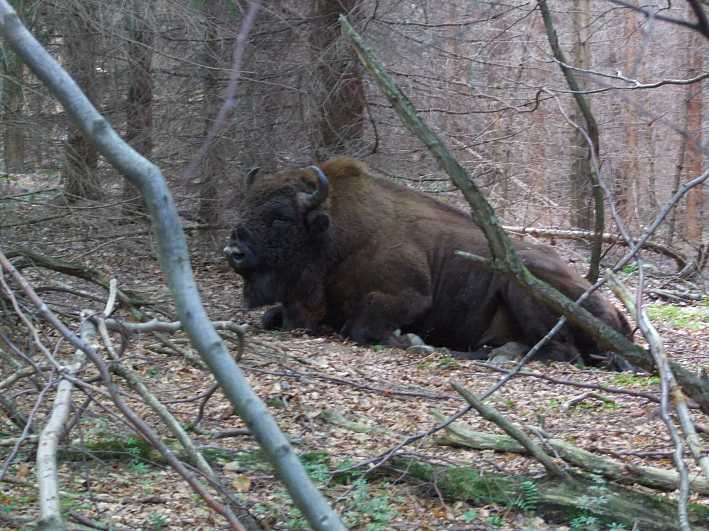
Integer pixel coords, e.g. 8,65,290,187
489,341,529,365
407,344,436,355
261,305,285,330
591,352,641,373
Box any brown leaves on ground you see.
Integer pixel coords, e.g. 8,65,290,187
1,204,708,530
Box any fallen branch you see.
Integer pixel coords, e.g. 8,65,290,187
5,247,154,308
451,382,568,480
37,311,92,530
609,272,709,484
431,410,709,495
340,15,709,415
502,225,687,270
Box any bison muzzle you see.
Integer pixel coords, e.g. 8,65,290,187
225,157,633,368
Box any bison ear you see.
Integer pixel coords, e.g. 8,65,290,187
306,210,330,234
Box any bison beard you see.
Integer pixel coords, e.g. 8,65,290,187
225,157,634,369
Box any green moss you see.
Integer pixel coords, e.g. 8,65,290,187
646,303,709,330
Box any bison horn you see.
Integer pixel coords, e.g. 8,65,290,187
245,167,260,188
300,165,329,211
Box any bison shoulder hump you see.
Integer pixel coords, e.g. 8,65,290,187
321,157,368,181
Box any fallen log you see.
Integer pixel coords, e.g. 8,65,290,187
390,456,709,531
432,410,709,495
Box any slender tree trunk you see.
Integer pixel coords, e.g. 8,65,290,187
530,13,548,225
122,0,154,219
198,2,230,226
667,107,688,246
684,19,704,243
1,0,31,173
568,0,593,231
61,0,101,202
310,0,365,158
615,3,640,227
2,45,25,172
538,0,604,282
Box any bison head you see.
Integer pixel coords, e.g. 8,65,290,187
224,165,332,312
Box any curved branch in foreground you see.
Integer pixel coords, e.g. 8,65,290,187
0,4,344,530
340,15,709,416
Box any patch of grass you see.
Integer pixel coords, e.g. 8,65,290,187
301,451,331,483
436,353,460,370
145,511,169,530
486,514,505,528
612,373,660,388
342,478,400,530
646,302,709,330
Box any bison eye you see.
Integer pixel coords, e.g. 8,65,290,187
271,218,289,229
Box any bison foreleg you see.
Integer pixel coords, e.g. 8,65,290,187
261,305,285,330
340,290,431,347
262,299,326,333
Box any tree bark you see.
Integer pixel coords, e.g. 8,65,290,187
538,0,604,283
684,8,704,243
310,0,365,158
616,1,640,227
197,1,230,226
122,0,153,219
2,0,25,173
61,0,101,202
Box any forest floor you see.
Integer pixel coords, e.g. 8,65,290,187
1,176,708,530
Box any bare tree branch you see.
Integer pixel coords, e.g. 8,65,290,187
0,4,345,528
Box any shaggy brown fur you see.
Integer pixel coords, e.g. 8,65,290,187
225,157,632,366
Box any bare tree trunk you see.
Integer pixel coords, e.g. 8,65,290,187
667,106,689,247
529,13,548,225
197,1,230,226
684,15,704,243
61,0,101,202
568,0,593,231
122,0,153,219
616,3,640,228
310,0,365,158
2,38,25,172
539,0,604,283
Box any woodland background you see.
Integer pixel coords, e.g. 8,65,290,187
1,1,708,530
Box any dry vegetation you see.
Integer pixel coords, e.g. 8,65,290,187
1,178,707,530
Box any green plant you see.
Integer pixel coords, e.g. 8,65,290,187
461,508,478,523
612,373,660,388
621,263,638,275
511,480,539,513
301,451,331,484
342,479,399,530
486,514,504,527
437,353,459,369
146,512,168,530
570,514,600,531
607,523,627,530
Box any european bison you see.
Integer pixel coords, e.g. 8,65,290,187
225,157,632,367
